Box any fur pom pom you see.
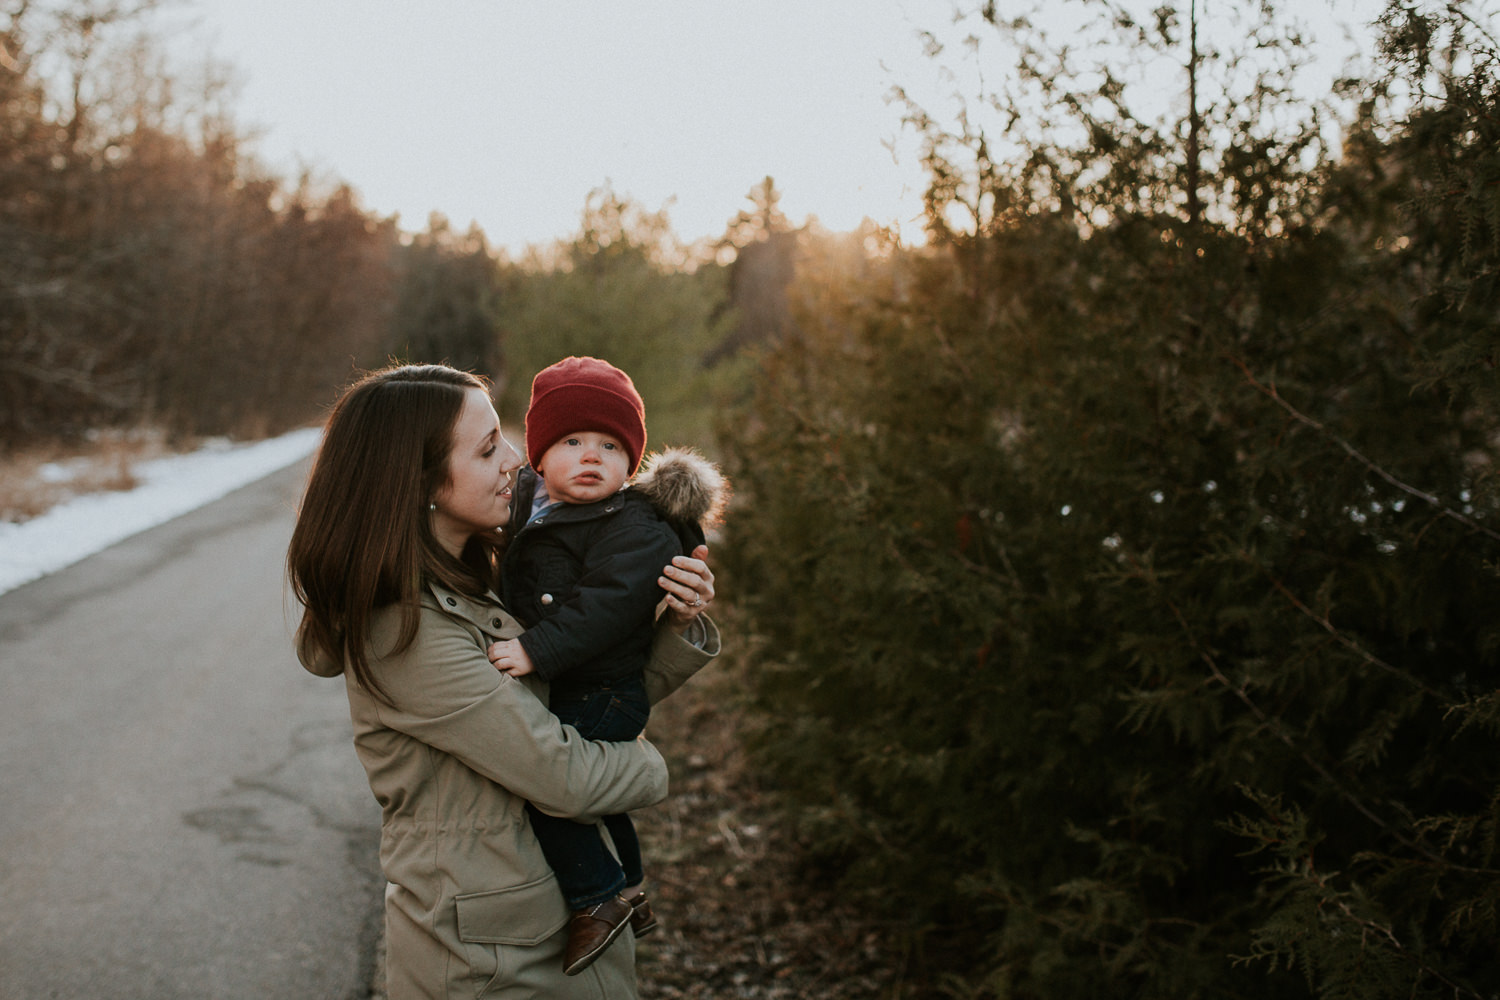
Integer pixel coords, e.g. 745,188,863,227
633,446,730,528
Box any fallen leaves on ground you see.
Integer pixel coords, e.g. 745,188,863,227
634,662,902,998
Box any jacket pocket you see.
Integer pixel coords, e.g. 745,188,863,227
455,876,569,946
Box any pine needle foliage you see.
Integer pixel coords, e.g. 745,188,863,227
719,2,1500,996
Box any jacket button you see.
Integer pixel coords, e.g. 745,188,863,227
492,618,503,628
540,594,554,605
445,597,457,607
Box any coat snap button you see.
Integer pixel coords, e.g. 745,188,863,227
492,618,503,628
540,594,554,605
445,597,457,606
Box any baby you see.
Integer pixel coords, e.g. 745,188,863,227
487,355,727,976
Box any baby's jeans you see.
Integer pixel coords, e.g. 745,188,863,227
527,675,651,910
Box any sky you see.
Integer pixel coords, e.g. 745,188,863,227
148,0,1393,256
157,0,949,253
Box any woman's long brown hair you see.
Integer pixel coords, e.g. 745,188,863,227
287,364,501,705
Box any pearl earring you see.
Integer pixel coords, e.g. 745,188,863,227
428,502,436,512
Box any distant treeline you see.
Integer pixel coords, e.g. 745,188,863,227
0,3,774,450
1,4,389,444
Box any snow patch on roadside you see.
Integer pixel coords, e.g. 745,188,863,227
0,427,322,597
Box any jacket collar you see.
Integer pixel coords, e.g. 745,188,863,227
424,579,518,640
523,490,631,528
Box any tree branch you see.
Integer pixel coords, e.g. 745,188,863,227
1228,355,1500,544
1122,550,1498,877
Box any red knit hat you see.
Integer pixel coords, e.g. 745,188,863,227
524,356,647,474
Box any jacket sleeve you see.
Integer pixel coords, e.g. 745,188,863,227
367,604,669,821
517,519,683,682
644,615,720,705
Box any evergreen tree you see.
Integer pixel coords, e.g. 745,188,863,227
707,177,801,362
385,214,504,379
1371,0,1500,468
493,187,737,450
720,2,1500,996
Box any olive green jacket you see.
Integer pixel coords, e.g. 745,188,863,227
299,580,717,999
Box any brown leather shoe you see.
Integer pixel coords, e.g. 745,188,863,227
563,894,634,976
625,891,658,938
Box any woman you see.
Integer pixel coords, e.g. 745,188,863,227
286,364,718,998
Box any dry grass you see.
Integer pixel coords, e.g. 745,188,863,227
0,428,182,523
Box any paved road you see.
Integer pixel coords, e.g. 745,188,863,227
0,460,384,999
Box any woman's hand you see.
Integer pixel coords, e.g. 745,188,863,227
659,544,714,632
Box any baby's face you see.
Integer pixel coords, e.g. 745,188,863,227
536,431,631,504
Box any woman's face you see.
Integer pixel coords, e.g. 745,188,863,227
430,387,523,556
